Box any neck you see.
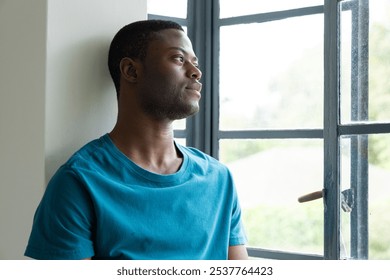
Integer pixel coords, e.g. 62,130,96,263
109,114,183,174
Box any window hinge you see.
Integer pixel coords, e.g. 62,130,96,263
341,188,355,212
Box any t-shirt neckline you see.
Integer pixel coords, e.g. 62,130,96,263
101,133,190,185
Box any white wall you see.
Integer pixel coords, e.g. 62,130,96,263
0,0,146,259
0,0,47,260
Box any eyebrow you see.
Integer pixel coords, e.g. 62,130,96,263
168,47,199,63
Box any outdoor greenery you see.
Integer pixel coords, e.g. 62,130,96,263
368,21,390,169
243,197,390,259
243,202,323,254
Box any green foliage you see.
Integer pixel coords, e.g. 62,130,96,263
220,139,320,164
219,140,271,163
242,202,324,254
369,199,390,259
367,23,390,170
243,198,390,259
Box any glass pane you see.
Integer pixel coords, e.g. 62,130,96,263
219,15,323,130
341,134,390,259
147,0,187,18
220,139,323,255
340,8,352,123
174,138,186,147
369,1,390,122
219,0,324,19
173,118,186,130
340,0,390,123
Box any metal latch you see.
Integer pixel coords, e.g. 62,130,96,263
298,188,355,213
298,190,323,203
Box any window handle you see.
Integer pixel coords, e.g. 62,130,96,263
298,190,324,203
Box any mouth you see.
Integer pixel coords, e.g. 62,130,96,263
185,82,202,93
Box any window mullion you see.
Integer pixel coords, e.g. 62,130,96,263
323,0,342,260
210,0,220,159
350,0,369,259
186,0,214,155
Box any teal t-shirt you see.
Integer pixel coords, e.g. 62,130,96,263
25,134,247,260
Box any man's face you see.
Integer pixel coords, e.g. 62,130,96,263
136,29,202,121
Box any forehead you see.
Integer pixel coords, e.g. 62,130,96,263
147,29,196,57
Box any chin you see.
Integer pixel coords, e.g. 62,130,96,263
186,105,200,117
170,107,199,120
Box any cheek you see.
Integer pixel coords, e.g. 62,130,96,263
142,65,185,92
158,73,184,93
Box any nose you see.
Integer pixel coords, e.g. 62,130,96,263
188,63,202,81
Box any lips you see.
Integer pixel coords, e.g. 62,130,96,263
186,82,202,92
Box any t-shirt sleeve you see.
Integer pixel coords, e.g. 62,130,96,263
25,166,95,260
228,174,248,246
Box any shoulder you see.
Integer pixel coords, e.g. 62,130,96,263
178,144,222,165
55,135,115,176
45,135,111,189
65,136,107,166
177,144,233,178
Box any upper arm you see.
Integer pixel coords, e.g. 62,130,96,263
25,168,95,260
228,245,248,260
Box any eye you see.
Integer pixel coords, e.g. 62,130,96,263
173,55,184,63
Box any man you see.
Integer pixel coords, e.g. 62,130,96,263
25,20,248,260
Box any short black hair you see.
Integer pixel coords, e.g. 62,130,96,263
108,20,184,95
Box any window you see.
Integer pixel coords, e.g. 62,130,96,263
148,0,390,259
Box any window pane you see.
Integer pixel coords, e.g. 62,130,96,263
340,134,390,259
340,0,390,123
368,1,390,122
340,7,353,123
220,139,323,255
147,0,187,18
219,15,323,130
174,138,186,147
173,118,186,130
219,0,323,19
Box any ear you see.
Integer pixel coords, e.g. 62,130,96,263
119,57,139,83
